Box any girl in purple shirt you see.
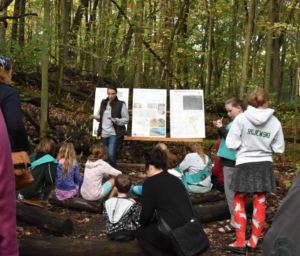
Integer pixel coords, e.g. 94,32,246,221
55,143,83,200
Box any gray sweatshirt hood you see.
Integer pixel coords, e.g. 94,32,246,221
244,105,274,126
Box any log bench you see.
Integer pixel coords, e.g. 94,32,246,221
48,192,104,213
19,236,148,256
16,201,73,235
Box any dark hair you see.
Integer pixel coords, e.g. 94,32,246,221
225,98,247,111
88,144,108,162
148,147,168,172
106,81,118,93
248,88,269,108
115,174,132,193
35,139,56,157
155,143,179,169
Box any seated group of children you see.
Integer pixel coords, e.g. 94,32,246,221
18,138,223,241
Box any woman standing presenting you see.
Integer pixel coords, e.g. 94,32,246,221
0,55,30,152
223,88,284,254
93,83,129,169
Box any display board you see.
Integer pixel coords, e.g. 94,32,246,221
170,90,205,138
92,88,129,136
132,89,167,137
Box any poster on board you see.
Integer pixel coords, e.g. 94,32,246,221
170,90,205,138
132,89,167,137
92,88,129,136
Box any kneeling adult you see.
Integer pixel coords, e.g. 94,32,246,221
136,147,209,256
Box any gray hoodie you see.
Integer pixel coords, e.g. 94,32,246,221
226,105,284,165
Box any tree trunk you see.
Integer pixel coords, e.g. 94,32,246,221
16,202,73,235
228,0,238,95
118,25,134,84
133,0,144,88
40,0,50,139
0,0,14,12
264,0,273,92
205,1,213,97
55,0,71,97
11,0,20,45
240,0,256,98
212,38,219,91
68,0,89,63
272,0,281,102
18,0,25,46
48,192,104,213
0,7,6,51
279,38,286,101
19,236,147,256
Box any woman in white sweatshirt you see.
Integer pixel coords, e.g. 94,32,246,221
223,88,284,254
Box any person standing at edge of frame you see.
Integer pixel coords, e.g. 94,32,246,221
92,82,129,169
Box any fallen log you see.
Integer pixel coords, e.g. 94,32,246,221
195,200,253,223
48,192,104,213
19,236,148,256
189,190,225,204
136,189,225,205
16,201,73,235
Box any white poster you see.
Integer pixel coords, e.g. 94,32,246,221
132,89,167,137
92,88,129,136
170,90,205,138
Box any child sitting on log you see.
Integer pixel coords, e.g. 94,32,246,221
20,139,58,209
103,174,140,241
81,144,121,201
178,143,212,194
56,143,83,200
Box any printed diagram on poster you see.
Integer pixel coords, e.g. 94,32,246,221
132,89,167,137
170,90,205,138
92,88,129,136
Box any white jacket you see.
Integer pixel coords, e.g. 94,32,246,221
226,105,284,165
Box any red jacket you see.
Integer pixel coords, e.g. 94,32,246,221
212,139,224,185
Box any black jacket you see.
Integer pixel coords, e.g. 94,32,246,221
97,96,127,138
0,83,30,152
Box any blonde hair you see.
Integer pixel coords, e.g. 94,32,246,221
185,143,206,164
156,143,168,151
88,144,108,162
155,143,179,169
57,143,77,179
248,88,269,108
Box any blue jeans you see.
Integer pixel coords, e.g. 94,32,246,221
101,135,123,169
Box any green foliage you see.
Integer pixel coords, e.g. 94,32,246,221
283,180,292,188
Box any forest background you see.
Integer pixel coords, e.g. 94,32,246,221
0,0,299,166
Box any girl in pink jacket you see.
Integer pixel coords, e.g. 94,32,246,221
81,144,122,201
